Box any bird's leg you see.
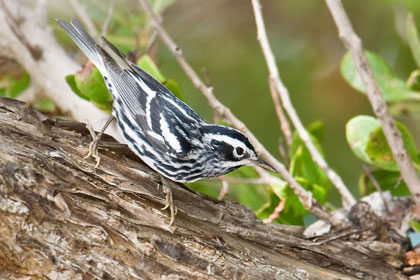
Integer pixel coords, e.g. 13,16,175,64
84,115,114,168
159,176,178,226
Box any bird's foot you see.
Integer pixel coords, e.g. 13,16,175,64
84,123,101,168
159,176,178,226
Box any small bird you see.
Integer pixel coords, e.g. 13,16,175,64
56,18,275,183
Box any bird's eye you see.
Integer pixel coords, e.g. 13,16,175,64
234,147,245,158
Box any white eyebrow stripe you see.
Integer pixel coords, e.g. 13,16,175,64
204,133,248,149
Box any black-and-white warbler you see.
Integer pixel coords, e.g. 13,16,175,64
56,18,275,183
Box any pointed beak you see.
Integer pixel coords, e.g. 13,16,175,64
252,156,277,173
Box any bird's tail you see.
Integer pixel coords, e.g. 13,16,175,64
56,18,104,71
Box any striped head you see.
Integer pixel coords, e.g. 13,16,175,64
200,125,276,177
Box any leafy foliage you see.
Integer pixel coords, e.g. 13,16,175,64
346,115,419,171
358,169,410,198
343,13,420,214
341,50,420,103
66,63,113,113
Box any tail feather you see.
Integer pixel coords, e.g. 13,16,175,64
55,18,104,70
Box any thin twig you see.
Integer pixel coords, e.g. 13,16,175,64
216,177,269,185
277,138,289,167
101,0,115,37
69,0,99,39
146,27,158,54
306,228,360,246
363,166,390,214
217,177,229,200
137,0,336,224
251,0,356,210
325,0,420,205
268,74,292,150
263,199,285,224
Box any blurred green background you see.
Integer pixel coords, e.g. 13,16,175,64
49,0,420,206
157,0,420,203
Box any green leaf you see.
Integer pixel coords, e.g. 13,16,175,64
307,120,324,142
288,122,331,206
346,115,383,164
74,67,111,103
0,73,30,99
256,187,306,226
346,115,419,171
137,55,165,82
366,122,420,171
311,183,327,204
359,169,410,197
407,70,420,91
290,126,330,191
341,51,420,102
411,220,420,234
32,97,56,113
407,13,420,69
71,64,113,112
164,79,185,101
65,74,87,100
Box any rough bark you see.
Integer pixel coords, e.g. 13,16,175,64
0,97,407,279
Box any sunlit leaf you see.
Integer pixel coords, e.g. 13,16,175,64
346,115,383,164
346,115,419,171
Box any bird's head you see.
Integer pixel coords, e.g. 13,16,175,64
201,125,276,174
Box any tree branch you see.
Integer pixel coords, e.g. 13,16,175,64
250,0,356,210
0,96,407,280
268,77,292,154
324,0,420,204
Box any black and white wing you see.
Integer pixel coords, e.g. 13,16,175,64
57,18,205,157
98,46,204,157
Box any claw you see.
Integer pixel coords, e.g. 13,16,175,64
84,123,101,168
83,116,114,168
160,176,178,226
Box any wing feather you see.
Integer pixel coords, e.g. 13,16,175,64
58,19,203,157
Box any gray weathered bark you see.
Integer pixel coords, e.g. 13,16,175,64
0,97,407,279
